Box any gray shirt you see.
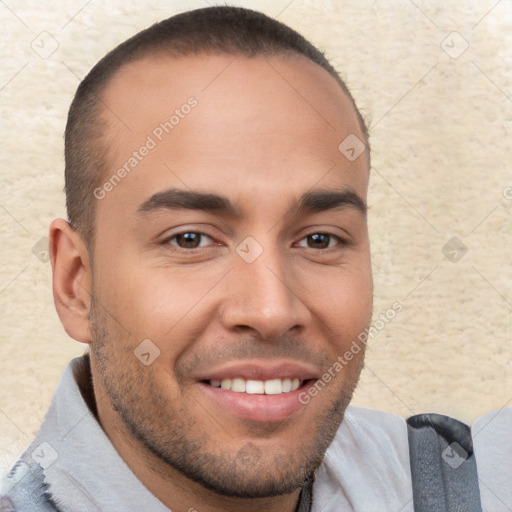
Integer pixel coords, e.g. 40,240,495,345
1,355,510,511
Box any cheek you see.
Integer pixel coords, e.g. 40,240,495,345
312,266,373,346
94,259,221,346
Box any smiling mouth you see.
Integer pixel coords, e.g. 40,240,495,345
204,378,313,395
198,367,318,422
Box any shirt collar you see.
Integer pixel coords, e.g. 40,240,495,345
37,354,314,512
32,354,170,512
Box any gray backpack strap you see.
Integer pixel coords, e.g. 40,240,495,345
406,413,482,512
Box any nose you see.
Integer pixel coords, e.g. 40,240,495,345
220,244,311,341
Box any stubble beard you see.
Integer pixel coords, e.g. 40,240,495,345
88,296,363,499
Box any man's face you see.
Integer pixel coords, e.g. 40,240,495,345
89,53,372,498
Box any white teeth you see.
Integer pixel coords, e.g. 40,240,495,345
264,379,282,395
231,378,245,392
220,378,232,390
245,380,264,394
209,377,303,395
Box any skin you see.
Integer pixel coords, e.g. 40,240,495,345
50,53,373,512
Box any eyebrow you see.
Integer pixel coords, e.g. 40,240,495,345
137,187,367,217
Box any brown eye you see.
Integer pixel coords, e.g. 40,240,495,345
298,233,340,249
167,232,213,249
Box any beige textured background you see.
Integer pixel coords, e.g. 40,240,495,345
1,0,511,477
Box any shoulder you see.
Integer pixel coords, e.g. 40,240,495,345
311,406,414,512
327,405,410,469
472,407,512,511
1,458,61,512
340,404,408,435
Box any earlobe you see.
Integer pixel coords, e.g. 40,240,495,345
49,219,93,344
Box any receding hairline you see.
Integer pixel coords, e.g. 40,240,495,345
100,48,366,117
95,48,370,179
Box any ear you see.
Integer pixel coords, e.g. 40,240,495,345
49,219,92,344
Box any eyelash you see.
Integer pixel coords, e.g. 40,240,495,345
162,231,347,252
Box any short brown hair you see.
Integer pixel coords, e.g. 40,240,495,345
64,6,369,250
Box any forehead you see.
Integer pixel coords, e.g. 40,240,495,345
95,53,368,223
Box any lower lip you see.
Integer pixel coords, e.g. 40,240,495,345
198,382,314,423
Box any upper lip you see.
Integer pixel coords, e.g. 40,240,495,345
195,359,320,382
